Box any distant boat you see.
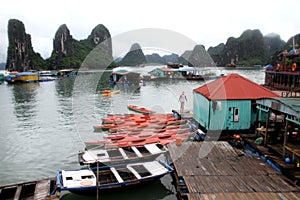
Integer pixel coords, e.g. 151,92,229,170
52,160,173,196
78,143,168,166
167,62,184,69
58,69,77,77
109,70,141,86
5,71,39,83
178,67,221,80
102,89,121,96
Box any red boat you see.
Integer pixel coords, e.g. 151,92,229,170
93,124,118,131
127,105,155,114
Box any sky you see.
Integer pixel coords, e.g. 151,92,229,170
0,0,299,63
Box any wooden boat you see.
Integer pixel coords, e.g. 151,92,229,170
0,177,57,200
78,143,168,166
53,160,173,196
127,105,155,114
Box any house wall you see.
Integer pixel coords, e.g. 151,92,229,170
214,100,252,131
193,93,253,131
193,93,209,129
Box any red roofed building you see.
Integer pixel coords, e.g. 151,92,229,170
193,73,281,131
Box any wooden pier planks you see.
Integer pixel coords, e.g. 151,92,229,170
188,192,300,200
168,141,300,199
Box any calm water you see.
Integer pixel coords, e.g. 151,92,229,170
0,66,265,199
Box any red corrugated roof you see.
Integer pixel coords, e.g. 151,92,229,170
193,73,281,100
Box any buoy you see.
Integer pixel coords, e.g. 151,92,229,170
292,63,297,71
176,137,182,146
276,64,281,71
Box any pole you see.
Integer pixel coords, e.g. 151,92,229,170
96,161,99,200
283,118,289,158
264,110,270,146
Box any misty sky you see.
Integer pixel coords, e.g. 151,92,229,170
0,0,299,62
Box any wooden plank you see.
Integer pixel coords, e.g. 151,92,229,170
280,192,300,200
183,177,199,193
227,176,253,192
196,175,209,193
34,179,50,200
13,186,22,200
217,176,239,193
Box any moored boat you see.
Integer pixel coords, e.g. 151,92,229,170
58,69,77,77
0,178,57,200
53,160,173,196
5,71,39,83
264,37,300,92
78,143,168,166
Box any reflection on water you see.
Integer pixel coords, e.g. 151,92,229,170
12,83,38,121
55,77,76,97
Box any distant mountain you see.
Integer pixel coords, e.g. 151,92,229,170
4,19,299,70
208,29,288,67
6,19,44,71
146,53,165,64
47,23,113,70
264,33,285,57
118,43,146,66
188,45,215,67
145,53,182,65
179,50,192,65
5,19,113,71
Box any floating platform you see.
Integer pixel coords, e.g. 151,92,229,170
0,178,56,200
167,141,300,200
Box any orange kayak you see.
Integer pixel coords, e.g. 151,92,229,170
127,105,155,114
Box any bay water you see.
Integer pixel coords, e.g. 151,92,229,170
0,66,265,199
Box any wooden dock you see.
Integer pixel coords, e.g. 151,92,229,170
0,178,56,200
167,141,300,200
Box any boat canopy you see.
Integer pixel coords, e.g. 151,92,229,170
16,72,38,76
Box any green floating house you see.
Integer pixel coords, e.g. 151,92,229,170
193,73,281,131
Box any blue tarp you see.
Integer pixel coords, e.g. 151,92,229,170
16,72,38,76
265,64,273,70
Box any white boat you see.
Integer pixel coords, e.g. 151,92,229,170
52,160,173,196
78,143,168,166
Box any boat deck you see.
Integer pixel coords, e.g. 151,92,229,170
167,141,300,200
0,178,55,200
